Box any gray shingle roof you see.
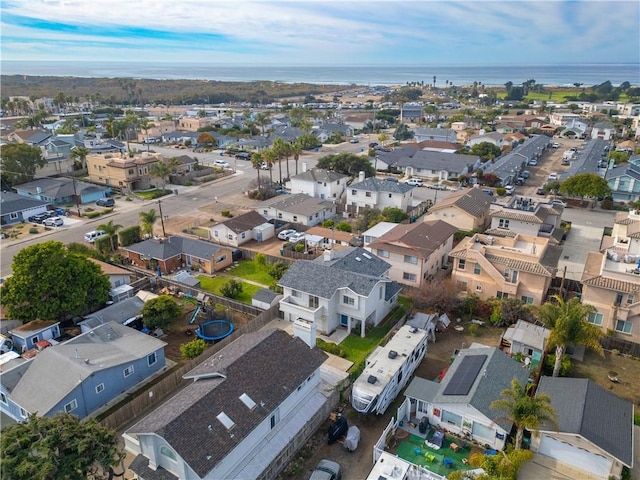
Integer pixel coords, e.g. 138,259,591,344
124,235,228,260
219,211,267,233
396,150,480,174
129,455,179,480
252,288,280,304
429,188,492,217
256,193,334,216
15,177,105,199
0,191,51,214
314,247,391,277
350,177,414,194
291,168,348,184
537,377,634,466
127,329,327,478
80,296,145,328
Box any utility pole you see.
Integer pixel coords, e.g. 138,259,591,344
559,265,567,300
157,200,166,237
70,176,81,217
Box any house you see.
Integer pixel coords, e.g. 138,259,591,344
467,132,504,150
376,149,480,181
79,295,149,333
86,152,162,192
6,129,52,146
168,155,198,174
449,233,562,305
500,319,550,358
161,131,200,145
486,196,565,244
413,127,457,143
123,235,234,274
278,248,401,337
89,258,136,303
209,211,273,247
251,288,282,310
288,167,349,200
425,188,492,231
549,112,582,127
362,222,399,247
315,122,354,139
400,345,530,451
255,193,336,227
347,174,415,214
8,320,61,354
581,209,640,343
483,135,550,186
367,220,457,287
606,157,640,203
123,329,329,480
14,177,110,205
533,377,634,479
400,104,423,123
0,321,166,423
591,121,616,140
0,191,52,226
304,226,356,248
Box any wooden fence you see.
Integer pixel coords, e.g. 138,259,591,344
98,303,281,430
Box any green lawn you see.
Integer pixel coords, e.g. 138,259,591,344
196,275,262,304
228,261,273,286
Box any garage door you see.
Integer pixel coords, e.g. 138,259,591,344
538,435,611,478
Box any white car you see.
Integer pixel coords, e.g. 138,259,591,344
548,172,558,181
214,160,230,168
277,229,297,240
43,216,64,227
528,159,538,166
405,178,423,187
551,199,567,207
287,232,306,243
260,162,269,170
504,185,515,195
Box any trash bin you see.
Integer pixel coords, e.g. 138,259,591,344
280,249,284,256
174,189,178,194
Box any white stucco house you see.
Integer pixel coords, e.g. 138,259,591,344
347,175,415,214
255,193,336,227
209,211,274,247
288,167,349,200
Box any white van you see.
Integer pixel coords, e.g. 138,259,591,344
84,230,106,243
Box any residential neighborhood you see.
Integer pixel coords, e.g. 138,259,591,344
1,80,639,480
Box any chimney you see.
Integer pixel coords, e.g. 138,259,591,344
302,162,307,173
323,249,334,262
358,171,365,183
292,318,317,348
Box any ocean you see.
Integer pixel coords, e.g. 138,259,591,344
1,61,638,87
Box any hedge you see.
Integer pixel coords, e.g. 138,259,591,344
118,225,141,247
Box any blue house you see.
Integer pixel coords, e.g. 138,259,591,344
8,320,61,353
606,156,640,203
0,321,166,422
0,192,52,226
14,177,110,205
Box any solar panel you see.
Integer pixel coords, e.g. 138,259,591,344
442,354,487,396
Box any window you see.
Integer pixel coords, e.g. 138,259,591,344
343,296,355,306
458,259,466,270
10,212,18,220
351,190,357,195
404,255,418,265
31,335,39,345
263,210,268,215
510,270,519,283
160,446,177,462
615,292,624,305
377,249,389,258
0,393,7,404
293,216,298,222
123,365,134,377
403,272,417,281
19,407,27,418
615,319,632,334
365,192,372,197
388,193,392,198
64,399,78,413
475,285,482,292
128,168,134,175
95,383,105,394
498,219,510,229
215,254,227,263
147,352,157,367
521,296,534,305
241,232,246,239
627,294,634,305
473,263,481,275
291,290,299,298
270,409,280,429
308,296,319,309
496,291,508,299
588,312,603,326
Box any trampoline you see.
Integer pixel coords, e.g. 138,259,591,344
196,320,234,341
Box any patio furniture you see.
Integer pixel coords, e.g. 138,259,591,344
425,453,436,463
443,458,454,469
450,442,459,453
426,430,445,450
414,447,422,455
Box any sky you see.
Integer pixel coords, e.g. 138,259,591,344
1,0,639,66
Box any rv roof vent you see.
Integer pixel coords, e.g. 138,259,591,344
367,375,377,384
409,326,418,334
388,350,398,359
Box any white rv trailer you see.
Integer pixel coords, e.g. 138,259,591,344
351,324,428,415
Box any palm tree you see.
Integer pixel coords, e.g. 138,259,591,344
139,209,158,238
251,152,263,191
138,118,155,151
263,148,277,185
271,138,287,185
149,161,172,189
69,146,89,171
96,220,123,252
536,295,603,377
255,111,271,136
491,378,558,449
291,141,303,175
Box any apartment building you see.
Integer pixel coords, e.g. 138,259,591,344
87,152,162,191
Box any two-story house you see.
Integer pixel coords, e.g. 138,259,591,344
289,167,349,200
255,193,336,227
591,121,616,140
486,196,565,244
0,321,166,423
278,248,401,337
87,152,162,191
413,127,457,143
450,233,562,305
606,156,640,203
425,188,493,231
367,220,457,287
347,175,414,214
123,329,329,480
581,209,640,343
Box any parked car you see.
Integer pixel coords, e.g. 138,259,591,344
368,142,378,148
28,213,49,224
481,188,494,196
349,137,359,143
260,162,269,170
504,185,515,195
234,152,251,160
551,142,560,148
288,232,306,243
515,176,525,186
43,216,64,227
561,158,571,166
309,460,341,480
551,199,567,207
548,172,558,181
96,197,115,207
384,177,399,183
405,178,424,187
214,160,230,168
528,159,538,166
84,230,106,243
536,185,547,195
521,170,530,179
278,229,297,240
429,183,447,190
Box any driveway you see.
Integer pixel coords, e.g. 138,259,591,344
518,454,602,480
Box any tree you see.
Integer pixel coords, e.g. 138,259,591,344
0,143,47,185
139,209,158,238
536,295,603,377
220,279,243,299
263,147,277,184
470,141,502,161
272,138,290,184
382,207,409,223
268,261,289,280
335,221,352,232
2,242,110,321
149,160,172,188
255,111,271,135
291,140,303,175
608,150,629,165
409,278,463,314
559,173,610,201
141,295,182,329
251,151,264,190
393,124,414,141
316,152,375,177
1,413,124,480
69,146,89,170
96,220,123,252
181,338,207,359
378,132,390,146
197,131,217,147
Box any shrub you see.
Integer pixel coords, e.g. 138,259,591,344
94,235,114,254
180,338,207,359
118,225,141,247
85,211,101,219
316,338,346,357
29,227,39,234
294,243,305,252
254,253,267,268
220,279,243,299
335,221,352,232
321,219,335,228
468,323,480,337
268,261,289,280
496,187,506,196
221,210,233,218
543,353,573,376
142,295,182,329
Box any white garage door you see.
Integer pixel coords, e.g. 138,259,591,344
538,435,612,478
